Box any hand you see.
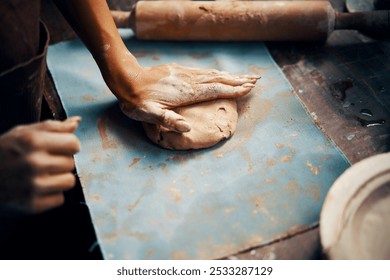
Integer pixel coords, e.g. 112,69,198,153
110,63,260,132
0,117,81,213
52,0,260,132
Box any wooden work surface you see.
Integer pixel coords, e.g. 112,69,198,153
41,0,390,259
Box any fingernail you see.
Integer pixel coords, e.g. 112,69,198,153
176,120,191,133
242,75,261,79
67,116,82,124
243,83,256,88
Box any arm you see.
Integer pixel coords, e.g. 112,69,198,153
53,0,259,132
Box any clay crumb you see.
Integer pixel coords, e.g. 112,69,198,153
306,160,320,176
129,157,141,169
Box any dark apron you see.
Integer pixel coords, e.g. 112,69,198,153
0,0,48,134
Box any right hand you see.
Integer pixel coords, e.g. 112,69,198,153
108,62,260,133
0,117,81,213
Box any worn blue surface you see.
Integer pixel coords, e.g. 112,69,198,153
47,36,350,259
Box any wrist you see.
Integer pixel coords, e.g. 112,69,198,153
96,45,143,102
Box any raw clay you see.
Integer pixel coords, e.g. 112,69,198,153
143,99,238,150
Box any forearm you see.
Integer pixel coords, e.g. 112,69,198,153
53,0,141,98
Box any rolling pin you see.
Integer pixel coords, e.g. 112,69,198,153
111,1,390,41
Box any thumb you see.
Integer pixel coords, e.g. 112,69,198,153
120,102,191,133
157,109,191,133
35,117,81,133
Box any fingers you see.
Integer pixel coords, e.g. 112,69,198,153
33,132,81,155
192,83,255,101
35,117,81,133
19,118,81,155
145,105,191,133
157,109,191,133
33,173,76,194
122,102,190,133
195,73,260,86
30,192,66,213
27,152,75,174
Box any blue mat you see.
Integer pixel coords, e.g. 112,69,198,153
47,34,350,259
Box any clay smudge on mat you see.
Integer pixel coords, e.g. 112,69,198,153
166,153,196,164
158,162,170,173
306,160,320,175
267,158,277,166
91,195,101,201
248,65,269,75
97,116,118,149
82,95,98,101
128,193,144,212
128,157,141,169
280,144,296,163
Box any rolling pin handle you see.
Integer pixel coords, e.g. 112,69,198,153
335,11,390,37
111,10,134,29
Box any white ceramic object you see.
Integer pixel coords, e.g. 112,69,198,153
346,0,375,12
320,152,390,259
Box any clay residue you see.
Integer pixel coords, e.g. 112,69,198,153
279,144,296,163
166,153,195,164
128,193,144,212
306,160,320,175
275,143,284,149
158,162,169,173
286,181,300,191
248,65,267,75
249,193,265,208
102,231,118,241
83,95,97,101
92,154,103,163
128,157,141,169
280,155,293,162
166,211,175,219
78,172,93,186
133,51,149,58
224,207,235,214
168,187,182,202
267,158,277,166
97,116,118,149
191,53,212,59
310,185,320,202
240,148,254,172
91,195,101,201
129,231,149,241
264,177,276,184
145,249,154,258
199,6,209,12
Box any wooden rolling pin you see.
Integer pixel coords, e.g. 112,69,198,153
111,1,390,41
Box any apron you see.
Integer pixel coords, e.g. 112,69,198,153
0,0,48,134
